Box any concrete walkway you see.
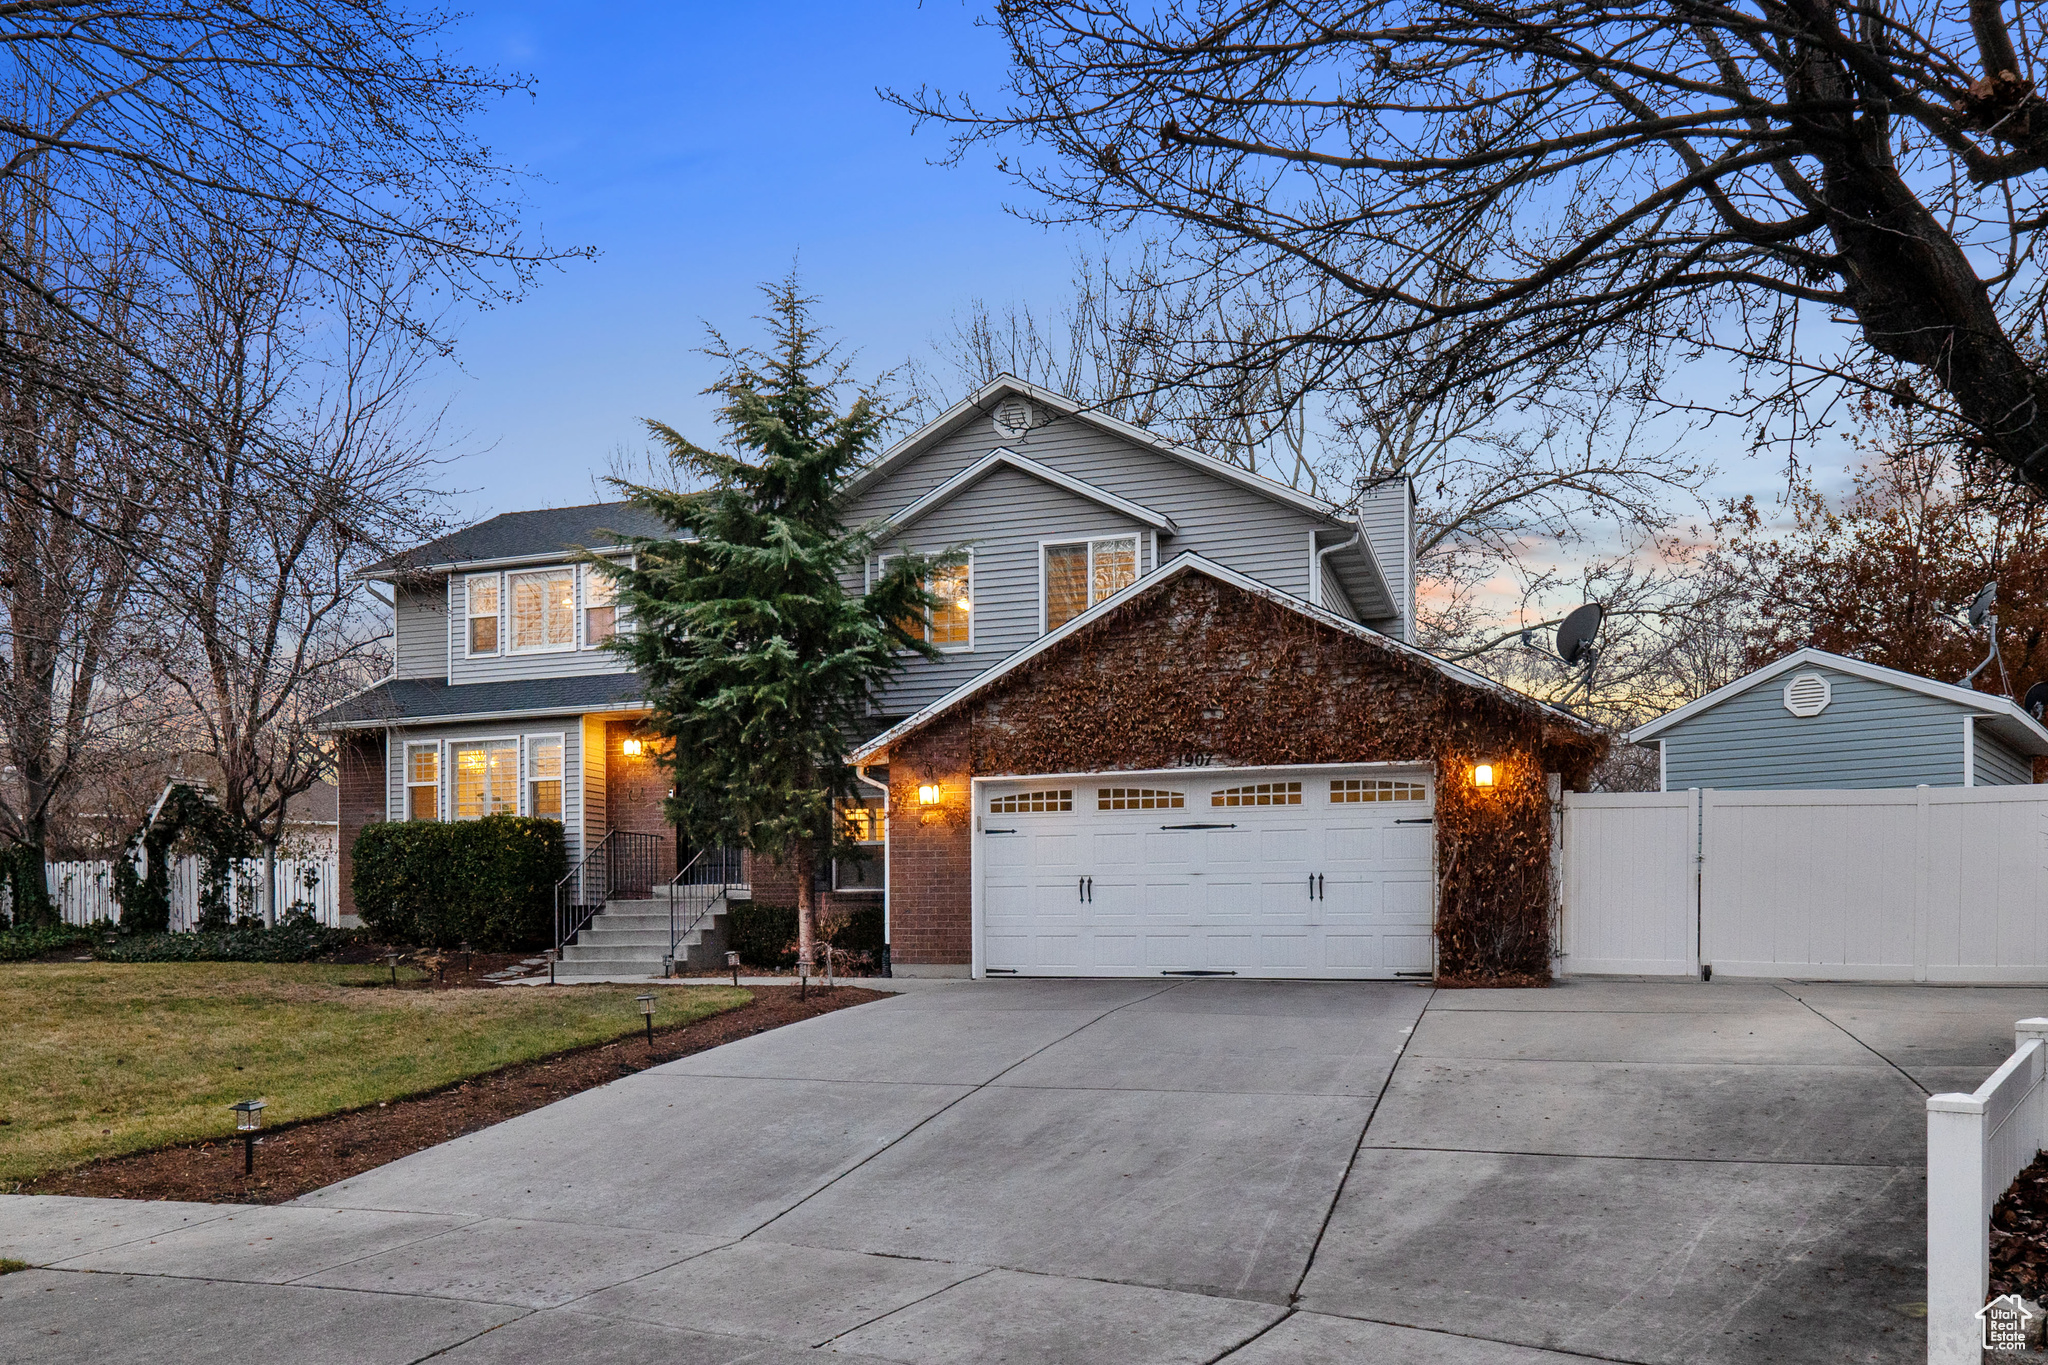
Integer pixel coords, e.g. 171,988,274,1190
1,977,2019,1363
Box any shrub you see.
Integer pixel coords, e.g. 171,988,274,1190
93,914,363,963
351,816,567,950
725,901,798,969
0,922,92,962
821,902,884,958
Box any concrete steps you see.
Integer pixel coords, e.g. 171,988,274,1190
555,894,735,978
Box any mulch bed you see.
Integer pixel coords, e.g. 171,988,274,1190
23,985,885,1206
1992,1152,2048,1300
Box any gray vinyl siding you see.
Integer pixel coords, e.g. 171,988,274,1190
381,715,588,862
1658,666,1974,789
1355,480,1414,641
393,579,449,681
448,565,633,687
1317,555,1357,621
872,465,1150,715
1975,726,2034,785
847,411,1324,601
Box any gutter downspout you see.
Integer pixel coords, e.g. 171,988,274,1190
856,762,891,976
1313,520,1364,612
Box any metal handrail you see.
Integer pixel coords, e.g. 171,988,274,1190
666,846,742,973
553,829,669,967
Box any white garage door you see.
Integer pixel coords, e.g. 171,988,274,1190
977,766,1436,979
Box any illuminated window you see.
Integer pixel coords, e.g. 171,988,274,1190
891,555,973,649
465,574,499,655
988,789,1074,814
509,568,575,652
527,736,564,821
1098,787,1184,810
582,566,617,647
451,740,518,819
1044,535,1138,631
405,744,439,820
1331,779,1427,803
1211,781,1302,807
841,799,885,842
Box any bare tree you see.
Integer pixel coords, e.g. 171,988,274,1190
893,0,2048,495
145,217,446,921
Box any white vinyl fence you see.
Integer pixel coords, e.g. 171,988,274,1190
1927,1018,2048,1363
28,855,342,930
1561,785,2048,981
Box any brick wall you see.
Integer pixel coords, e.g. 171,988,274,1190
882,729,973,967
335,730,386,922
605,720,676,880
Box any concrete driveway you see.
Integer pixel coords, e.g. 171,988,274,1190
0,976,2022,1364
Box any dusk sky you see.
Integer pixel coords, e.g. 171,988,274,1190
430,2,1082,518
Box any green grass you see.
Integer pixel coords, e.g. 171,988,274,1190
0,962,750,1183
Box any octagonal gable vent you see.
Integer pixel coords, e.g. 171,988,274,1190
1782,672,1832,718
991,395,1041,441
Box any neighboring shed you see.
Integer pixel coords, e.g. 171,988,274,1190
1629,648,2048,790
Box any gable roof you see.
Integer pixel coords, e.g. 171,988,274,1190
361,501,671,579
876,447,1178,536
1629,646,2048,756
850,552,1597,764
846,374,1347,526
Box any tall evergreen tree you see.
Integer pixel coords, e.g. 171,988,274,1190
605,278,947,968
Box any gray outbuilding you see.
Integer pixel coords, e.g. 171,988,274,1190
1629,647,2048,790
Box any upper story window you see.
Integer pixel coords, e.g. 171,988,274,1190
406,744,439,820
465,574,500,655
582,565,617,647
890,555,973,651
510,568,575,652
1044,536,1137,631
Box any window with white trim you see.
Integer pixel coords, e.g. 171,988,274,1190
1044,536,1138,630
527,736,564,821
841,797,885,843
582,565,617,647
465,574,500,655
405,744,439,820
1099,787,1183,810
989,788,1074,813
1212,781,1302,807
509,568,575,652
450,740,518,819
889,555,974,649
1331,779,1427,803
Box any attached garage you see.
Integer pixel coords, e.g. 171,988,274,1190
977,765,1436,978
852,555,1605,985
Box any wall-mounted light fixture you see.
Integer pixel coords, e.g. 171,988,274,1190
917,783,942,805
1472,763,1497,789
621,737,644,757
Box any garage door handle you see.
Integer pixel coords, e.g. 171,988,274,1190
1161,822,1236,830
1394,818,1434,825
1307,873,1325,900
1077,877,1093,903
986,828,1018,835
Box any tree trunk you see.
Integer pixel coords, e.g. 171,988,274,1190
793,837,816,973
262,839,278,927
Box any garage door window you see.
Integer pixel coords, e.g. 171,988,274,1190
989,788,1073,813
1331,779,1426,802
1098,787,1184,810
1212,781,1302,806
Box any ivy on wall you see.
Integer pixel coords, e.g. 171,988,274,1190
112,784,254,934
882,573,1605,986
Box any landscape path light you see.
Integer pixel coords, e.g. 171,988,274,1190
230,1099,265,1175
726,950,741,987
637,993,656,1049
384,950,401,986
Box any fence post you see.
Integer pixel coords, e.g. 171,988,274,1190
2021,1019,2048,1155
1928,1091,1991,1364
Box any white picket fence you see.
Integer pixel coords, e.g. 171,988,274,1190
1927,1018,2048,1362
35,855,341,930
1561,785,2048,981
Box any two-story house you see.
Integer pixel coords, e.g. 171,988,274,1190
322,376,1602,984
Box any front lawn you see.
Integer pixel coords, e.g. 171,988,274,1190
1,963,748,1184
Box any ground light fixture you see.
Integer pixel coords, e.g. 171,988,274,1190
384,950,401,986
726,950,741,987
637,993,656,1048
230,1099,265,1175
1472,763,1497,789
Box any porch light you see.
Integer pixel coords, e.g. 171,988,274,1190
230,1099,265,1175
1472,763,1496,788
637,993,656,1048
621,737,644,757
917,783,942,806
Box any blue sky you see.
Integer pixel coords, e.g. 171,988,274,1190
431,2,1080,517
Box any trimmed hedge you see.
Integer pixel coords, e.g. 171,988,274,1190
725,900,884,970
351,816,567,950
0,922,93,962
93,915,363,963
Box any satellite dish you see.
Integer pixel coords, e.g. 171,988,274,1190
2026,681,2048,723
1556,603,1603,667
1970,581,1998,629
